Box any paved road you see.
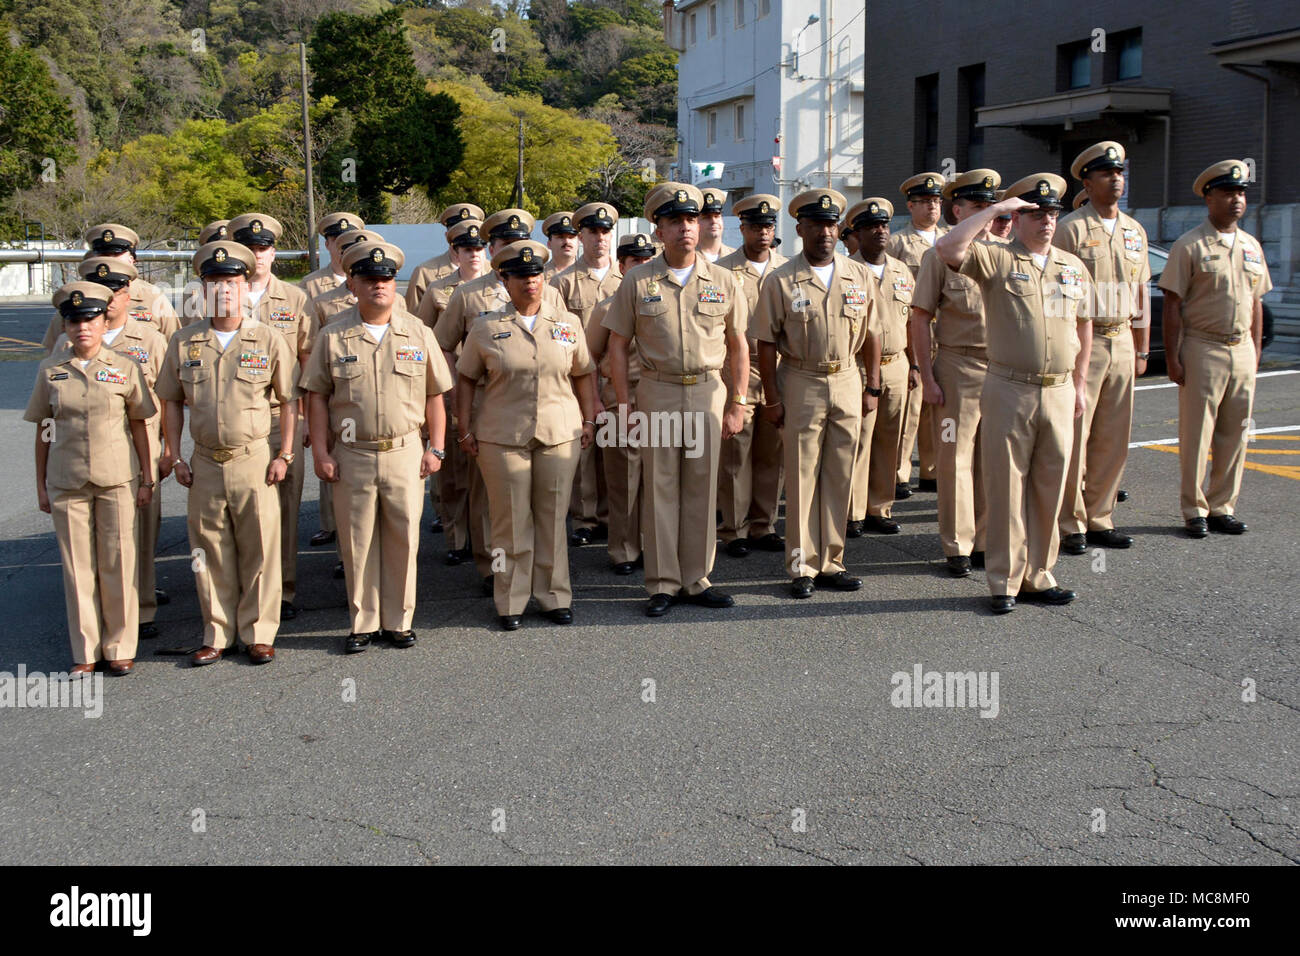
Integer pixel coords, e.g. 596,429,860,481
0,305,1295,864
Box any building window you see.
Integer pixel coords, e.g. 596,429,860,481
1058,40,1091,91
1117,29,1142,79
958,63,986,170
707,110,717,147
760,0,770,16
709,3,717,37
734,102,746,140
914,73,939,173
689,13,697,45
735,0,745,28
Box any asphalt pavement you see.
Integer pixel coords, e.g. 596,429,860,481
0,303,1295,864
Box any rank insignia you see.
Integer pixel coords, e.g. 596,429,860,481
96,263,109,278
214,248,227,264
395,347,424,362
102,229,114,243
70,291,83,306
96,367,127,385
238,351,269,370
371,248,384,263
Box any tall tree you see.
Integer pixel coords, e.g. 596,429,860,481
0,41,78,205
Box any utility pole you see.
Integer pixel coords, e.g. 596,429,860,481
510,114,525,208
300,42,317,271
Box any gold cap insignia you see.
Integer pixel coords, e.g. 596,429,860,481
250,220,262,233
1231,165,1242,180
1105,146,1118,159
562,216,571,226
869,202,879,214
214,248,227,263
338,218,349,229
216,226,227,238
457,209,469,220
675,190,687,203
983,176,994,188
758,201,770,213
636,235,646,247
925,176,935,188
508,215,520,228
468,225,478,237
521,248,533,262
370,248,384,263
70,291,84,306
102,229,114,242
96,264,109,278
820,195,831,209
1038,181,1050,195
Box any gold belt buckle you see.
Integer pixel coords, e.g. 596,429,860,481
822,361,841,374
212,449,234,463
1044,373,1067,386
1102,325,1122,338
378,438,393,451
1226,333,1242,344
680,374,698,385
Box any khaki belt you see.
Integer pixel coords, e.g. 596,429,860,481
880,351,904,365
780,356,851,374
639,368,718,385
939,344,988,359
988,362,1071,388
343,431,420,452
194,442,262,464
1183,328,1247,346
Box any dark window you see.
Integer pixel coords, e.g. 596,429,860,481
914,73,940,172
958,64,986,170
1058,40,1091,91
1118,30,1142,79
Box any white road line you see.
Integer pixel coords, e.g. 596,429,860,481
1135,368,1300,391
1130,424,1300,448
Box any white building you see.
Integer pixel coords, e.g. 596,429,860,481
665,0,864,247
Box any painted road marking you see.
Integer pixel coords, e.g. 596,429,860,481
1135,369,1300,391
1143,434,1300,481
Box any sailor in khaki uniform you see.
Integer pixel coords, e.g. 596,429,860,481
890,173,948,497
586,233,657,574
602,183,750,616
1160,160,1271,537
696,188,735,262
989,196,1015,240
405,202,485,313
756,190,878,598
302,241,450,652
717,193,787,557
911,169,1001,576
157,241,298,664
936,175,1093,613
227,213,311,619
180,221,231,327
43,224,180,351
542,212,580,278
552,203,622,546
28,282,156,675
847,198,914,536
415,218,488,563
841,224,859,259
301,212,365,304
458,241,598,629
1054,142,1150,555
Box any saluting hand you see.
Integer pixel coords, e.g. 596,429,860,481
419,449,442,478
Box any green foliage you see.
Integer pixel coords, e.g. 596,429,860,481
0,41,78,203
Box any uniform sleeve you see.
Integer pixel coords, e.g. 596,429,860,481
959,238,997,283
569,324,596,377
752,269,783,344
289,290,312,354
423,328,454,395
155,336,185,403
434,289,468,352
1157,237,1193,298
299,330,334,394
404,266,427,313
154,291,180,339
125,361,157,421
455,330,487,383
601,274,638,339
1252,244,1273,299
267,332,299,404
22,366,52,424
42,313,61,354
911,249,944,316
586,297,613,359
723,271,748,339
416,286,441,330
1135,223,1153,286
886,233,906,260
1051,218,1078,255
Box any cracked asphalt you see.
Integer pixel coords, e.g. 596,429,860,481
0,314,1295,864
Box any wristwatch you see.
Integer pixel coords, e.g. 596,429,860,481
429,448,446,461
865,384,883,397
277,452,295,465
731,394,748,406
1136,352,1150,360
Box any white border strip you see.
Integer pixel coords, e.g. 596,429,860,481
1130,424,1300,448
1135,369,1300,391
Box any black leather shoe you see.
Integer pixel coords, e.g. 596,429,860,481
917,478,938,492
1185,517,1208,538
790,576,815,599
724,537,750,558
138,622,159,639
612,561,637,575
1061,533,1088,555
814,571,862,591
864,515,900,535
1019,586,1076,606
1207,514,1248,535
333,561,345,579
545,607,573,625
383,629,416,648
281,601,298,620
946,555,971,578
154,588,170,606
428,516,443,534
845,520,864,538
646,593,674,617
894,482,913,500
444,546,471,566
569,527,594,547
748,533,785,552
482,575,494,596
1116,489,1130,503
310,530,336,546
345,632,373,653
969,550,985,568
1086,528,1133,549
990,595,1015,614
682,587,735,608
499,615,522,631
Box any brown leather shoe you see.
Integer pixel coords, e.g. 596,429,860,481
191,646,223,667
247,644,275,664
70,662,96,676
107,659,134,676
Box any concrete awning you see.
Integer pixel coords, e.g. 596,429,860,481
976,86,1172,129
1209,27,1300,66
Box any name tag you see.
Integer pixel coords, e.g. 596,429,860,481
124,345,149,363
96,367,127,385
337,354,358,364
239,351,269,370
792,298,810,312
1082,239,1102,248
183,359,204,368
1202,254,1221,263
551,323,578,345
492,331,511,340
642,294,662,303
698,286,726,304
395,347,424,362
50,372,69,380
1009,271,1031,281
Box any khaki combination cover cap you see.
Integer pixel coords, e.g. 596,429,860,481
342,240,404,277
77,256,138,286
900,172,947,198
542,212,578,236
483,208,536,240
788,188,847,221
1003,173,1068,208
227,213,283,246
733,193,780,223
644,182,703,221
617,232,656,257
943,169,1001,202
199,220,230,245
338,229,385,253
1193,160,1249,197
192,240,255,277
1071,141,1125,181
699,187,728,213
53,280,113,318
441,203,485,227
1072,191,1090,211
317,212,364,238
447,219,487,246
491,239,550,275
573,202,619,229
846,197,894,228
84,223,139,254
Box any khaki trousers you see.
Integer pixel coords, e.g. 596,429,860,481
468,388,494,578
718,404,785,542
636,372,725,596
898,376,938,483
602,437,642,565
980,375,1074,597
436,401,471,550
52,482,139,664
269,411,305,603
568,442,607,531
319,478,335,534
189,444,281,648
782,365,861,577
850,355,908,519
333,434,424,634
1061,330,1135,535
478,438,581,616
932,348,988,557
1178,336,1256,520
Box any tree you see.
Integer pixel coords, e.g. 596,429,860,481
609,50,677,125
0,41,79,204
578,95,674,212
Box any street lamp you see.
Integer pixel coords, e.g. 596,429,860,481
793,14,820,78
